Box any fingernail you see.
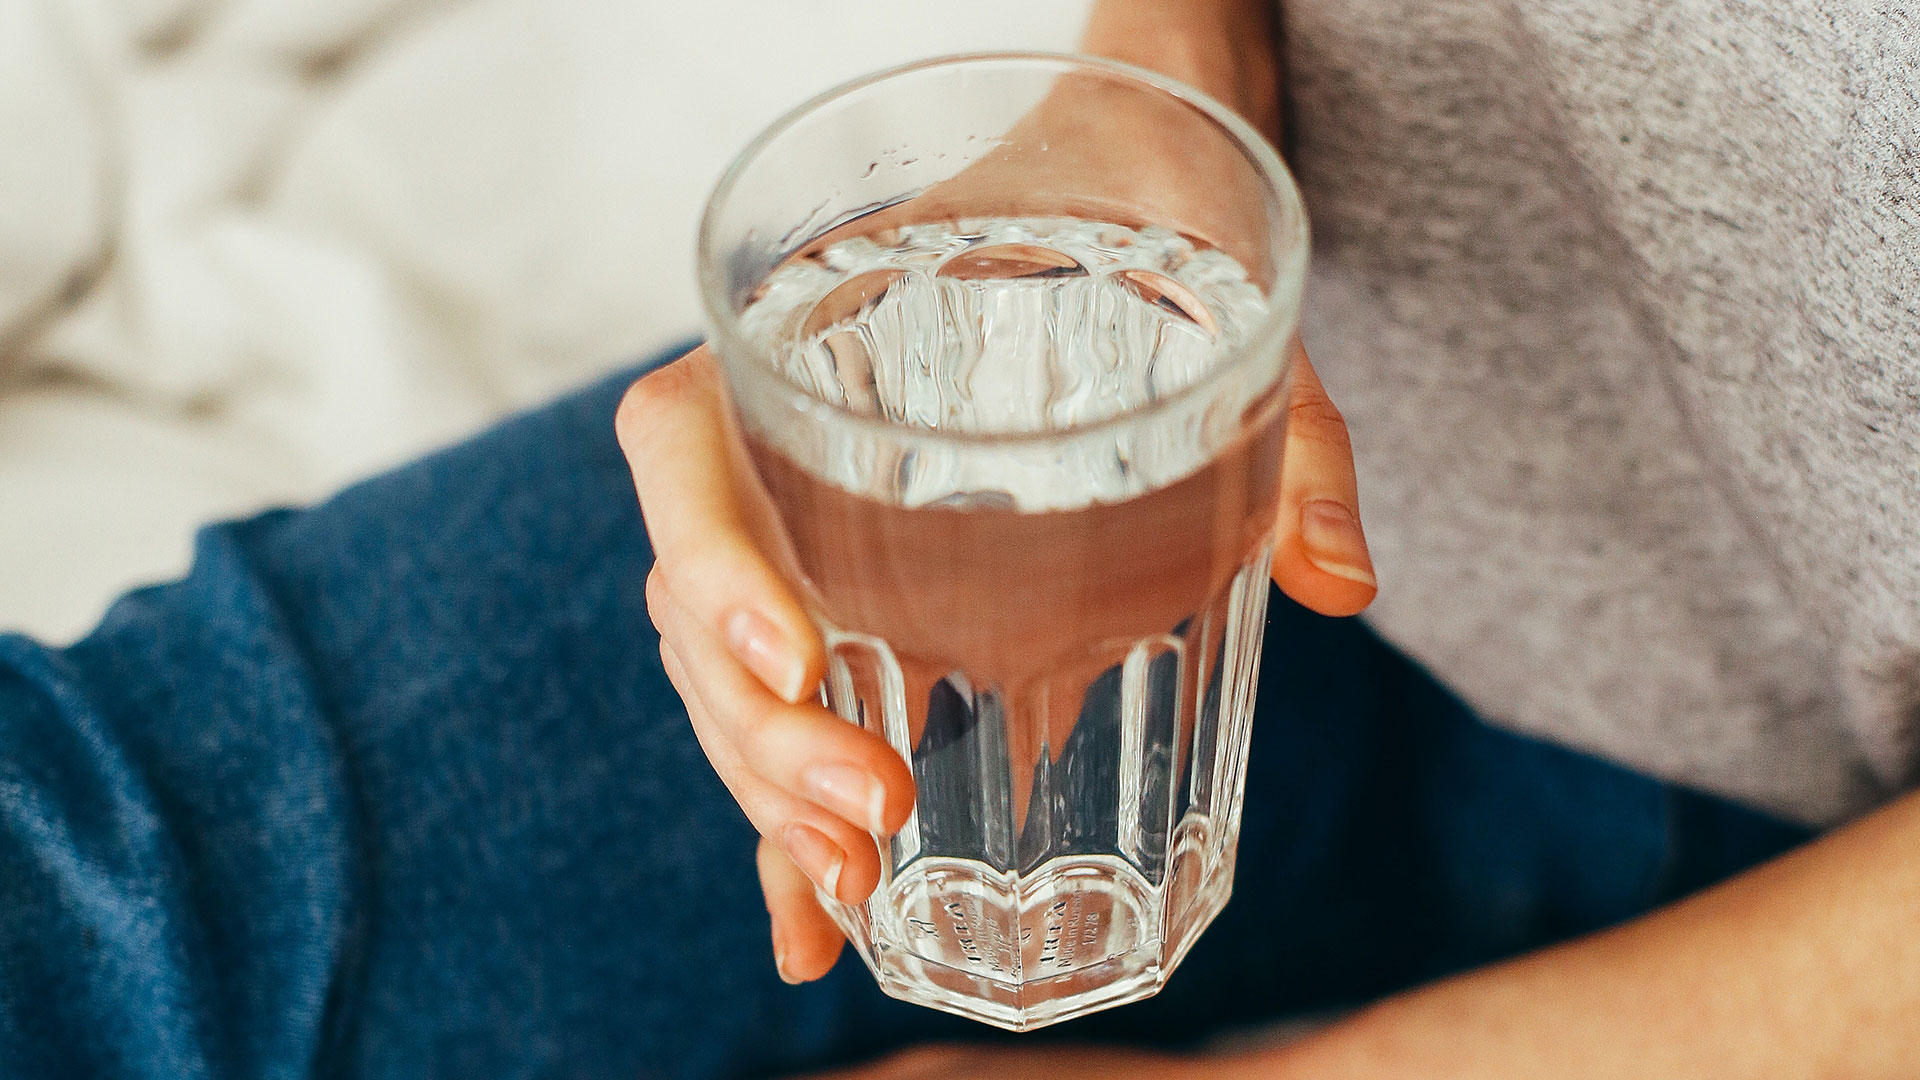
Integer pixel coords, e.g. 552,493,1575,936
771,921,801,985
726,610,808,703
1299,500,1377,587
804,764,891,836
780,822,847,903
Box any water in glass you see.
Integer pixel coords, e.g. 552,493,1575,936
736,216,1283,1030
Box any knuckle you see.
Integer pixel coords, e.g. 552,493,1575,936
1287,390,1347,432
665,540,767,620
614,353,710,451
729,783,792,842
730,696,792,766
613,379,664,449
654,555,715,622
1287,395,1354,454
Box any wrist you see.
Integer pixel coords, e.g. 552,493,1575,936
1078,0,1280,137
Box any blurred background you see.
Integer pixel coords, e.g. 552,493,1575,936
0,0,1096,640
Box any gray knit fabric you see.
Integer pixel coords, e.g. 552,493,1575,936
1280,0,1917,824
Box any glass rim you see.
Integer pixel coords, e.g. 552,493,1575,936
696,50,1309,450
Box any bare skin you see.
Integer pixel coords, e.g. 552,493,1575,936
1268,789,1920,1079
623,0,1920,1075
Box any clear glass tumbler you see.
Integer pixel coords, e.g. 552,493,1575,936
698,53,1308,1031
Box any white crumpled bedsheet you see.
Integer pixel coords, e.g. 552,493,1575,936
0,0,1090,640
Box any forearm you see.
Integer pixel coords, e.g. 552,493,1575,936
1262,790,1920,1078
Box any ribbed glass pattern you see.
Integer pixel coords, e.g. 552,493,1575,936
819,545,1273,1030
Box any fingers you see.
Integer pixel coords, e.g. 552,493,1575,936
757,837,847,984
619,346,913,841
620,345,921,981
651,577,910,895
647,569,912,835
1270,341,1378,617
618,346,820,703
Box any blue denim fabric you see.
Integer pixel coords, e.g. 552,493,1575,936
0,350,1809,1079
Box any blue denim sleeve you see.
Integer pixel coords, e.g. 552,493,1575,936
0,358,790,1079
0,521,357,1078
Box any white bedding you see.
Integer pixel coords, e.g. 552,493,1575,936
0,0,1093,641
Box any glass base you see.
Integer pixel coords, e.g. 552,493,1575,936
827,830,1239,1031
821,546,1272,1030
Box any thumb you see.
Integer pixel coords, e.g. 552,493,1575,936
1270,341,1377,616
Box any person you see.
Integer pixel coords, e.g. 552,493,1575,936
2,0,1914,1076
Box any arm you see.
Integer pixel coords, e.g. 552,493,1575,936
1264,789,1920,1077
627,0,1375,986
1076,0,1281,141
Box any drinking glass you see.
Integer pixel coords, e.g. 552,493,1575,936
697,52,1308,1031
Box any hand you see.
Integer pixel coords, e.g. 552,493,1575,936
615,7,1374,985
621,351,1369,984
